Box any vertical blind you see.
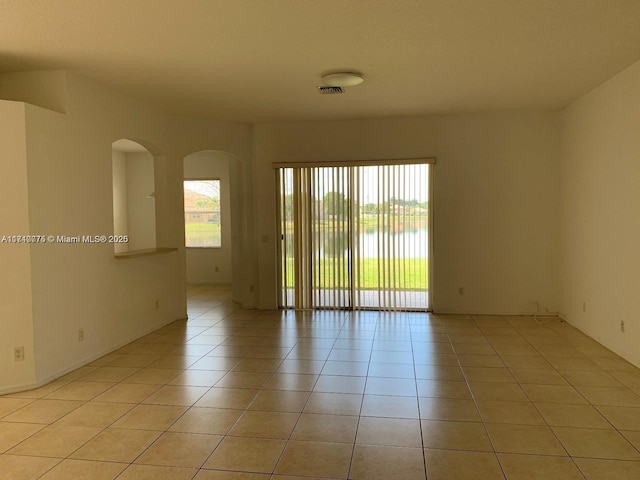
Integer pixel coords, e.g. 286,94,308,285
276,161,432,312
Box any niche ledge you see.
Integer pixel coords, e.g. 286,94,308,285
114,247,177,259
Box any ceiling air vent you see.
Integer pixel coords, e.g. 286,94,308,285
317,86,344,95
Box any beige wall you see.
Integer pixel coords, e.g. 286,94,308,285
111,150,129,253
253,114,561,313
0,101,37,390
0,72,255,392
125,151,157,251
560,59,640,367
184,151,233,284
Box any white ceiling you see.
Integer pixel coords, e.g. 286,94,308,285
2,0,640,123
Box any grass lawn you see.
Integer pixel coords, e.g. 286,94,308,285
185,222,221,246
283,257,428,289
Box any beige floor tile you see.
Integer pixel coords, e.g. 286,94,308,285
492,344,538,356
610,371,640,389
574,457,640,480
364,377,416,396
457,354,505,368
424,449,504,480
80,367,140,383
122,368,184,385
421,419,493,451
264,373,319,391
147,355,201,370
228,410,298,439
356,417,422,447
38,459,126,480
323,360,370,376
0,454,60,480
476,400,545,425
577,386,640,407
270,476,334,480
169,406,242,434
596,405,640,431
70,428,161,462
131,344,178,355
136,431,222,468
42,381,115,401
468,382,529,402
0,422,45,453
498,453,585,480
552,426,640,460
0,398,36,418
92,383,160,403
118,465,199,480
419,397,481,421
194,387,259,409
485,423,566,455
535,402,612,428
593,358,639,373
2,399,83,424
303,392,362,415
232,358,283,373
360,394,419,418
8,424,101,457
416,379,471,399
107,354,162,368
168,370,226,386
521,384,588,404
413,352,459,366
452,343,497,355
55,401,134,427
414,364,465,381
463,367,515,383
275,440,352,478
546,356,601,371
314,375,366,394
350,444,425,479
509,368,568,385
195,471,269,480
248,389,310,413
622,430,640,450
500,355,553,369
560,369,624,387
111,404,187,430
203,436,285,473
190,356,240,370
277,359,325,374
57,366,99,382
292,413,358,443
216,371,272,389
142,385,209,406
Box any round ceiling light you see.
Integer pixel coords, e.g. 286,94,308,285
321,72,364,87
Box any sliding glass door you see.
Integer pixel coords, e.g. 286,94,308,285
277,161,431,311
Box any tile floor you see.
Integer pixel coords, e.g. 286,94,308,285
2,284,640,479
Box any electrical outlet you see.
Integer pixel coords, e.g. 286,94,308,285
155,300,160,310
250,285,254,293
14,346,25,361
78,329,85,341
583,301,586,312
215,266,219,272
458,287,465,295
621,320,625,333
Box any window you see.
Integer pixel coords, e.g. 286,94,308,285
184,179,221,247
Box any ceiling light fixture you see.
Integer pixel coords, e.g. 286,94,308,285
321,72,364,87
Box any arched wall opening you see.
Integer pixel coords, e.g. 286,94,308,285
183,150,243,300
111,139,157,253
